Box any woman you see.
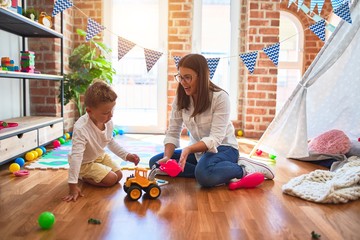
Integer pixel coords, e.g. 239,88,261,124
149,54,274,187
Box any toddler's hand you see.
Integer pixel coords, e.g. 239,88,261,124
127,153,140,166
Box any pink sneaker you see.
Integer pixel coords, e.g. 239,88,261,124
229,172,265,190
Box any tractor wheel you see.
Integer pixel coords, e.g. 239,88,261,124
127,185,142,201
123,184,129,193
146,184,161,199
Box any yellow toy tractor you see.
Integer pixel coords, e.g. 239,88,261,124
123,167,161,201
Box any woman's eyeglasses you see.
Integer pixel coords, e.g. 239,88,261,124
174,74,194,83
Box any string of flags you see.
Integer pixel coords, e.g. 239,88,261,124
52,0,353,76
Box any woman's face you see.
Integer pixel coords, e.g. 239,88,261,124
178,67,198,97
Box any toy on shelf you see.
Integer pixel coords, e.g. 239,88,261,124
0,121,19,130
123,167,161,201
38,12,52,28
1,57,20,71
20,51,35,73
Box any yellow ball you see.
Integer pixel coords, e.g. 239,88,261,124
25,152,35,161
237,130,243,137
31,150,39,159
65,133,70,139
35,148,43,157
9,163,20,173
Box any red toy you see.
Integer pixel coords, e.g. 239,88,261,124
159,159,182,177
0,121,18,130
53,140,61,148
255,149,263,156
228,172,265,190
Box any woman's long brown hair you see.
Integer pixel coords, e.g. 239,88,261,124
176,54,223,117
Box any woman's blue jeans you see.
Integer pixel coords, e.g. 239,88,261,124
149,146,243,187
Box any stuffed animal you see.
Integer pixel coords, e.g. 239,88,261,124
0,0,11,7
308,129,351,155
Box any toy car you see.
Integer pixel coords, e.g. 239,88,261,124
123,167,161,201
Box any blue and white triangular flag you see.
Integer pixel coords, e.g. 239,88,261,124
310,0,325,14
52,0,73,17
288,0,296,8
86,18,106,42
173,56,181,68
333,1,352,24
331,0,344,10
309,19,326,42
206,58,220,80
297,0,305,11
263,43,280,67
144,49,163,72
240,52,258,74
118,37,136,61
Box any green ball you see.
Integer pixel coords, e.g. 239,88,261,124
38,211,55,229
58,137,65,144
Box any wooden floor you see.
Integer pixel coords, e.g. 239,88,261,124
0,135,359,240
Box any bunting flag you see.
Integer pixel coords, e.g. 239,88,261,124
331,0,345,10
288,0,296,8
206,58,220,80
240,51,258,74
297,0,305,11
309,19,326,42
117,37,136,61
333,1,352,24
52,0,73,17
144,49,163,72
263,43,280,66
310,0,325,14
86,18,106,42
173,56,181,68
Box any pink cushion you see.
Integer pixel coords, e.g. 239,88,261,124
308,129,351,155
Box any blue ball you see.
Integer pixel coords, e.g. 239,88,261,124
15,157,25,167
118,129,124,135
40,146,47,154
112,131,116,137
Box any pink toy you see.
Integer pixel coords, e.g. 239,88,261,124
159,159,182,177
13,170,29,177
228,172,265,190
308,129,351,155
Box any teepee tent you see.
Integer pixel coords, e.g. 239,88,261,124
251,0,360,159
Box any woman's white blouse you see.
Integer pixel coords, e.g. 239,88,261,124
164,90,239,160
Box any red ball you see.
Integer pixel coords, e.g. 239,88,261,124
358,137,360,142
53,140,61,148
255,149,263,156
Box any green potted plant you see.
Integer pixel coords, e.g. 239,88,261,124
23,8,39,21
60,29,116,116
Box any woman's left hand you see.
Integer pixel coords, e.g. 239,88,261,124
127,153,140,166
179,147,191,171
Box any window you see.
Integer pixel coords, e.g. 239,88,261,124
103,0,167,133
277,11,304,113
193,0,239,120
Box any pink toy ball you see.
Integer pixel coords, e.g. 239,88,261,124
53,140,61,148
